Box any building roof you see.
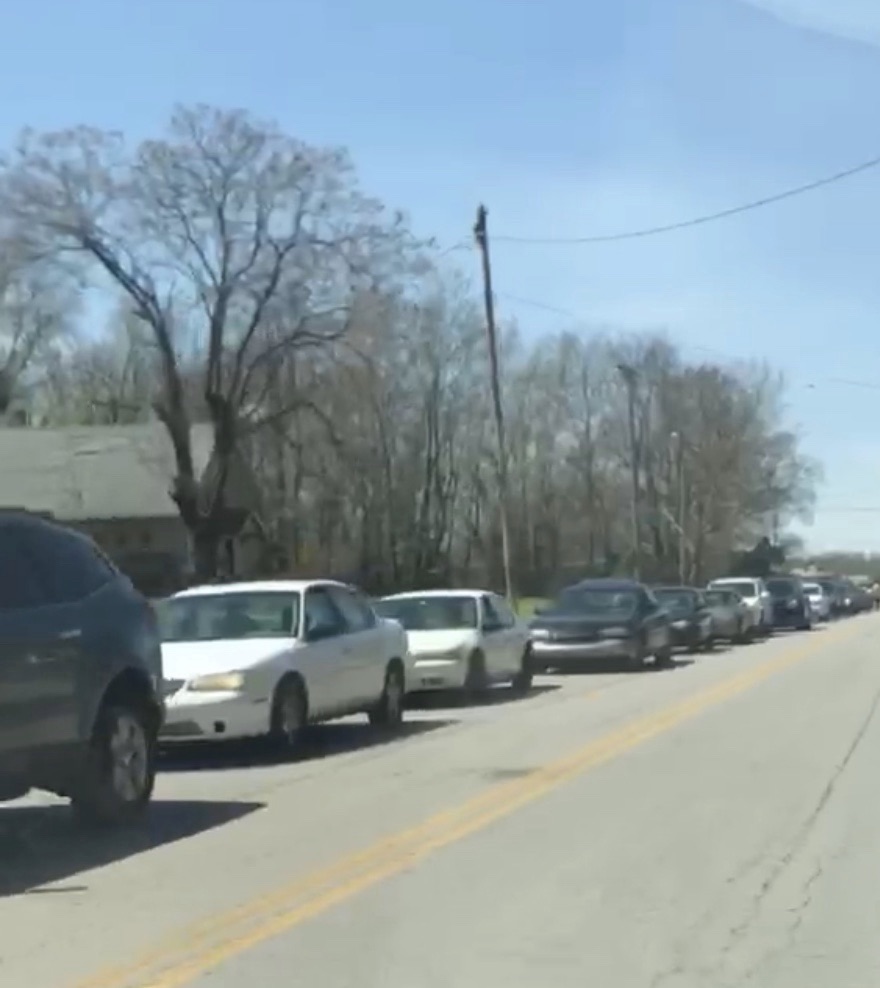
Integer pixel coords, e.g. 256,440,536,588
568,578,645,591
0,422,214,521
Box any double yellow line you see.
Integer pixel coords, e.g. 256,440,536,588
74,623,858,988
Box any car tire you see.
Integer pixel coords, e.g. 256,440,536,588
654,644,674,669
72,701,156,827
511,646,534,695
462,651,489,703
369,663,405,729
269,676,307,751
627,635,650,672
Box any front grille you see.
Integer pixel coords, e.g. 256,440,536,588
552,629,599,643
159,720,204,737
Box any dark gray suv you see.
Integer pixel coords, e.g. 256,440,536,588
0,512,164,824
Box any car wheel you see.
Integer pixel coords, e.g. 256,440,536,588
369,663,405,729
654,643,674,669
627,635,650,672
269,676,307,751
462,651,489,703
72,702,156,826
511,646,534,695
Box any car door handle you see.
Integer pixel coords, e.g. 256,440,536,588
57,628,82,641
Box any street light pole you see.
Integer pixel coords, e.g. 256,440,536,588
617,363,641,580
671,431,686,583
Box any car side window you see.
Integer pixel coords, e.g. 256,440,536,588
491,595,517,628
0,530,49,611
302,587,347,641
481,596,503,631
327,586,377,632
20,526,112,605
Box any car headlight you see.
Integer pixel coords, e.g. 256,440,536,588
187,671,246,693
672,619,690,629
599,627,630,639
530,628,551,639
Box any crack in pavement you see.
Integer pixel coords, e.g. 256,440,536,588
737,858,825,986
651,679,880,988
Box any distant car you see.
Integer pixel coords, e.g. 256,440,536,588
528,579,673,672
653,586,715,652
704,588,755,642
0,512,163,824
156,580,408,748
802,582,831,622
815,577,846,617
375,589,533,699
765,575,813,630
707,577,773,636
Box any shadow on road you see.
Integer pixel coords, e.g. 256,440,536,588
161,717,457,773
409,683,560,711
544,659,696,675
0,799,263,898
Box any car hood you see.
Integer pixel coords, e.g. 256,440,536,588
530,614,634,634
405,629,478,656
161,638,293,680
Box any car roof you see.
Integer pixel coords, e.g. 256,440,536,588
172,579,348,598
711,576,760,584
380,588,489,601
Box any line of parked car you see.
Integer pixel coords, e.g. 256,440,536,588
0,509,874,828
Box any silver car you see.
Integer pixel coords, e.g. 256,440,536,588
802,582,831,621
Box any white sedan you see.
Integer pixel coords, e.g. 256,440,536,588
155,580,409,748
375,589,533,700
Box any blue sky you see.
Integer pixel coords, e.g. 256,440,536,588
2,0,880,551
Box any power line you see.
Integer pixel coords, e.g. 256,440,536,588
494,290,880,394
493,152,880,246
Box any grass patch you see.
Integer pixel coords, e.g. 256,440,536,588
515,596,550,618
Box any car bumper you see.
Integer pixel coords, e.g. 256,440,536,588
406,657,468,692
531,639,637,665
668,624,702,647
772,610,806,627
159,692,269,742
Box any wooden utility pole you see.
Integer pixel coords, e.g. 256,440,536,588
473,205,514,602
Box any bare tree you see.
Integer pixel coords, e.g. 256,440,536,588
2,106,422,576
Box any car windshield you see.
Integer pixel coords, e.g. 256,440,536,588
803,583,821,595
712,580,757,598
766,578,797,596
375,595,478,630
654,588,698,612
550,587,639,618
157,591,300,642
705,590,734,606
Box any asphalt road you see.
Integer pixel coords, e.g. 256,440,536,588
2,613,879,988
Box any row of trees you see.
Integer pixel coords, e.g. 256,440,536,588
0,105,819,591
